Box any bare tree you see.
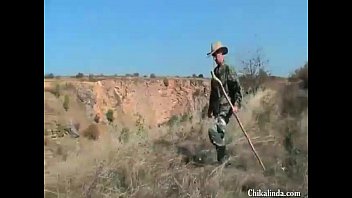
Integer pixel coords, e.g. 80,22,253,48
239,48,270,93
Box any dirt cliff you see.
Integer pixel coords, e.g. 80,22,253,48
44,76,289,131
45,77,211,128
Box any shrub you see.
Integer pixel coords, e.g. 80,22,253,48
167,115,178,127
239,48,270,92
198,74,204,78
75,73,84,78
180,113,192,122
163,77,169,87
94,114,100,123
44,73,54,79
150,73,156,78
289,62,308,89
63,95,69,111
106,109,114,123
81,124,100,140
133,73,139,77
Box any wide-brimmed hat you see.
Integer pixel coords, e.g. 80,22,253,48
207,41,228,56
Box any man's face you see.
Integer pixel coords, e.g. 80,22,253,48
212,51,224,65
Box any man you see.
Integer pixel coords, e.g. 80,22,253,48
207,41,243,164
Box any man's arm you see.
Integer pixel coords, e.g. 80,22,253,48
207,79,216,118
227,66,243,109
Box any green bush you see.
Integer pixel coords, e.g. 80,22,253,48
180,113,192,122
167,115,178,127
106,109,114,123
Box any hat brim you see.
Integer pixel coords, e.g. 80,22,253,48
207,47,228,56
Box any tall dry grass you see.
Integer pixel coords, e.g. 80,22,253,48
44,84,307,198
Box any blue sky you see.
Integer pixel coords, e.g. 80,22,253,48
44,0,307,77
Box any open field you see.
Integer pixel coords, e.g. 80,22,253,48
44,69,308,197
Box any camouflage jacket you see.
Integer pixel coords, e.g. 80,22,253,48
208,63,243,118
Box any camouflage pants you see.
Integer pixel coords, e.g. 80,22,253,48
208,110,230,163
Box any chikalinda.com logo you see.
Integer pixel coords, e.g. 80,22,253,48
248,189,301,197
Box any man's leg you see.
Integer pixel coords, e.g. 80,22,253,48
208,114,229,163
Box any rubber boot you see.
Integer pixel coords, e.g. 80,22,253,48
216,145,231,166
216,145,226,162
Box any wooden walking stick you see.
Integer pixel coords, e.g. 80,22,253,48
210,71,266,171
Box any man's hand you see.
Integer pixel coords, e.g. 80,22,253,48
232,105,239,114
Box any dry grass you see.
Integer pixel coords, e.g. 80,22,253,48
44,84,308,197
